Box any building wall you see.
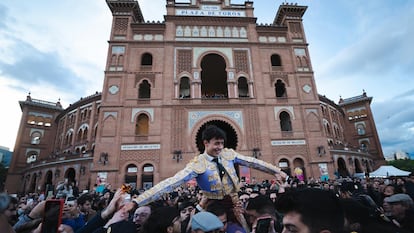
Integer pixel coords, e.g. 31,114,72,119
5,1,385,194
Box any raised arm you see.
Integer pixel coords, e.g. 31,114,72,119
223,149,286,178
133,166,197,206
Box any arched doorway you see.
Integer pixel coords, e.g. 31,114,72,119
29,174,37,193
141,164,154,190
293,158,306,181
365,160,371,173
44,170,54,193
201,54,228,98
354,159,363,173
65,168,76,185
278,158,291,176
195,120,238,153
125,164,138,189
337,158,349,178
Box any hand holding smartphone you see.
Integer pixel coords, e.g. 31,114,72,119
41,199,64,233
255,217,273,233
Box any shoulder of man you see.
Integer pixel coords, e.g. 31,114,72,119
187,154,208,174
221,148,236,160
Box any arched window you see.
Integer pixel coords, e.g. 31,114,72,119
125,164,138,189
135,114,149,135
238,77,249,98
26,151,38,163
94,125,98,138
279,111,292,131
360,141,369,152
271,54,282,66
65,130,73,145
141,53,153,66
278,158,291,176
333,125,340,139
324,122,331,136
77,129,83,142
138,80,151,99
201,54,227,98
275,79,286,98
356,124,365,135
179,77,190,98
142,164,154,190
31,131,42,145
83,127,88,140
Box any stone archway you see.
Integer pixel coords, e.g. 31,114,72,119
278,158,291,176
44,171,53,193
200,53,228,98
29,174,37,193
195,120,238,153
354,159,363,173
125,164,138,190
293,158,306,181
65,168,76,185
337,158,349,178
141,164,154,190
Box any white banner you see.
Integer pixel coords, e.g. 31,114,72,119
121,144,161,151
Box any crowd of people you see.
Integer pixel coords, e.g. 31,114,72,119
1,175,414,233
2,126,414,233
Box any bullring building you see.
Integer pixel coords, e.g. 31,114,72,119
6,0,384,194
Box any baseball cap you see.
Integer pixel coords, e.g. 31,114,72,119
191,211,223,231
385,193,413,205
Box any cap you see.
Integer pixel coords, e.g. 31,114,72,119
191,211,223,231
385,194,413,205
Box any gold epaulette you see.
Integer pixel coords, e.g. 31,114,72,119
187,155,207,174
221,148,236,160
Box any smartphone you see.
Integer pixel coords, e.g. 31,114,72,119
255,218,272,233
41,199,64,233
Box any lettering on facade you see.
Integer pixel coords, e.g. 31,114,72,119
271,140,306,146
121,144,161,151
176,9,245,17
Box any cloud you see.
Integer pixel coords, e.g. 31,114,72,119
372,99,414,155
0,40,86,95
0,4,8,29
312,2,414,102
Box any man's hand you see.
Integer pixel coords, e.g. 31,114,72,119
104,208,129,228
102,189,126,219
275,170,288,181
28,200,46,219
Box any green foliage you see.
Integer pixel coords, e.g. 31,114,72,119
387,159,414,173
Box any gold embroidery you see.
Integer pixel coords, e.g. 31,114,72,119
221,149,236,160
187,155,206,173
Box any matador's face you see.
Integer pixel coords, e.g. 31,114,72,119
204,137,224,157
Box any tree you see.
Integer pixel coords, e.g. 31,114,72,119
387,159,414,173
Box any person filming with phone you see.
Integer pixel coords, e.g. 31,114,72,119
245,195,282,233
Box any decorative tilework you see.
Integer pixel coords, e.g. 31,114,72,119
188,111,243,131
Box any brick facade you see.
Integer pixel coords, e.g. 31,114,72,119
5,1,384,194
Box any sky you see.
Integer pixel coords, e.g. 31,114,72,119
0,0,413,158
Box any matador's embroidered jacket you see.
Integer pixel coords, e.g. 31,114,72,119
133,148,282,206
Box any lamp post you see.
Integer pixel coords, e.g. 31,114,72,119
173,150,182,163
252,148,261,158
